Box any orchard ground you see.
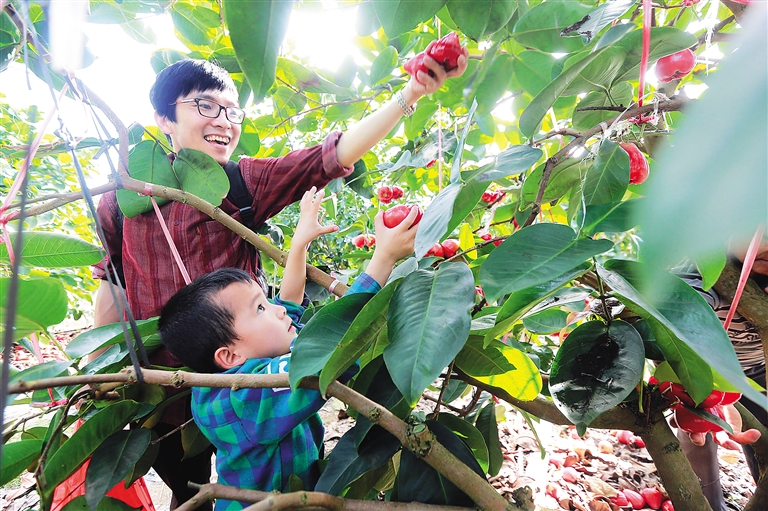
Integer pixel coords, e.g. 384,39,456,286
1,331,756,511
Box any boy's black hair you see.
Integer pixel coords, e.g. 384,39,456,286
150,59,238,122
158,268,253,373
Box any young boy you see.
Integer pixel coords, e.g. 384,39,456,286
158,189,420,510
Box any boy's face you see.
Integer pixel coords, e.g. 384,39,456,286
156,88,242,165
213,281,296,369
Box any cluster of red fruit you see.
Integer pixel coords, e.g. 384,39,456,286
352,204,423,249
426,238,460,259
479,232,503,247
481,190,504,204
351,234,376,249
619,142,650,185
610,487,671,510
377,185,404,204
403,32,463,80
649,376,741,434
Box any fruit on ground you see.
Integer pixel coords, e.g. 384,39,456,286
426,32,462,71
426,243,444,258
610,491,629,507
562,466,579,483
672,404,723,434
383,204,423,228
441,239,460,258
661,499,675,511
641,487,663,510
633,436,646,448
619,142,650,185
656,48,696,82
623,489,645,509
352,234,367,249
616,430,634,445
378,185,394,204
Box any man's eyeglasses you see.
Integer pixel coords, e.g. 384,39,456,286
173,98,245,124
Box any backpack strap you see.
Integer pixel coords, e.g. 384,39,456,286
223,160,255,230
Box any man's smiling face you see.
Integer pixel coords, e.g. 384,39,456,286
156,88,242,165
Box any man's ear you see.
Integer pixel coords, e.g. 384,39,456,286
213,345,244,370
155,112,174,135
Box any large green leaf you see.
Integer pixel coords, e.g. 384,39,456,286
479,223,613,302
583,140,629,206
315,425,401,495
571,81,633,132
451,98,478,184
512,0,591,53
560,46,627,97
66,319,158,359
473,144,543,183
446,0,515,39
396,420,483,506
117,140,175,218
456,336,541,401
577,198,642,236
369,46,398,85
181,421,211,459
170,3,218,45
173,149,230,206
0,277,67,341
636,14,766,274
384,264,475,405
319,281,400,395
435,413,489,474
372,0,445,37
443,178,487,237
41,401,142,504
475,54,514,114
10,361,73,390
520,158,589,209
564,0,635,44
475,402,502,477
86,429,152,511
413,182,462,259
289,293,373,389
0,232,103,268
523,308,569,334
549,320,644,434
223,0,294,102
598,260,763,405
511,51,556,97
0,439,42,485
277,58,353,96
611,27,698,86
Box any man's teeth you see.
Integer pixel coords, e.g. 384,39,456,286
205,135,230,145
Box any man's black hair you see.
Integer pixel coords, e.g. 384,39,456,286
150,59,237,122
158,268,253,373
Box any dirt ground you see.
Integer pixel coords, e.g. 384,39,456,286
1,332,757,510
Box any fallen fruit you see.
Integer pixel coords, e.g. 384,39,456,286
633,436,646,448
619,142,650,185
672,404,724,434
426,242,444,258
378,185,394,204
391,185,404,200
352,234,367,249
661,499,675,511
426,32,462,71
562,466,579,483
641,488,663,510
623,489,645,510
383,204,423,229
545,483,561,500
616,430,634,445
441,239,460,258
610,491,629,507
656,48,696,82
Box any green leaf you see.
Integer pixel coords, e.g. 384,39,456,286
476,403,502,476
520,158,589,209
452,98,478,184
0,232,103,268
473,144,543,183
512,0,591,53
560,46,627,97
277,58,353,95
86,429,151,511
223,0,294,102
170,3,217,45
578,198,642,236
593,23,635,52
345,159,374,199
315,426,401,495
443,178,487,237
289,293,374,389
0,440,42,486
571,81,633,132
456,336,542,401
384,264,475,405
319,281,400,395
352,359,412,445
636,18,766,274
372,0,445,38
611,27,698,86
478,223,613,302
42,401,142,504
181,421,211,460
549,320,644,433
370,46,398,85
511,51,557,97
475,54,514,114
414,182,462,259
696,251,727,292
564,0,635,44
149,49,187,74
10,361,72,390
447,0,515,39
173,149,230,206
120,18,157,45
0,277,67,341
117,141,175,217
66,319,158,359
523,308,569,334
598,260,763,405
396,420,483,506
60,496,138,511
404,101,439,140
583,140,629,206
435,414,489,474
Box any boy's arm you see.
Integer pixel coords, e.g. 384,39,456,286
279,187,337,304
335,52,468,168
363,207,420,287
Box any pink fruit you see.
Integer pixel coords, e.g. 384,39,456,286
623,489,645,510
352,234,366,249
656,49,696,82
661,499,675,511
441,239,460,258
562,466,579,483
610,491,630,507
642,487,663,510
616,430,634,445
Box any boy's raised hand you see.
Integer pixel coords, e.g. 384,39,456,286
365,206,420,286
292,187,338,249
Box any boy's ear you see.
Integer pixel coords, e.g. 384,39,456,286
155,112,174,135
213,345,244,370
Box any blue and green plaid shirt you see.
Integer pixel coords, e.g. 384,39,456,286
191,274,380,511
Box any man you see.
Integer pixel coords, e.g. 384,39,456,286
92,53,467,509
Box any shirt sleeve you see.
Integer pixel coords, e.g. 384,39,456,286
91,191,125,287
239,131,353,228
345,272,382,296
